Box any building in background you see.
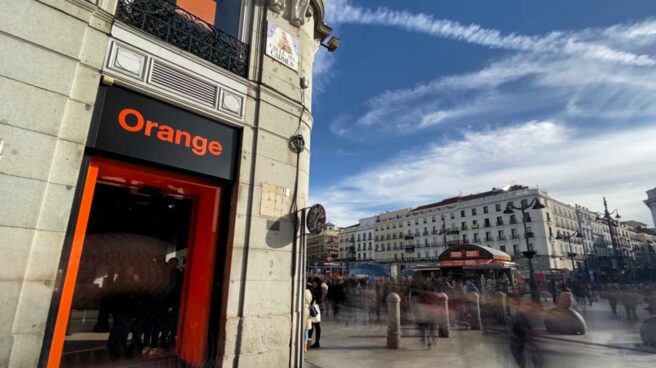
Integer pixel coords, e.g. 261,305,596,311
645,187,656,228
307,222,339,263
0,0,332,366
337,185,650,280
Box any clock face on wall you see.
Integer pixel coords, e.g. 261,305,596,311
306,204,327,235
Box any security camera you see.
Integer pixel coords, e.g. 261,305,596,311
321,36,340,52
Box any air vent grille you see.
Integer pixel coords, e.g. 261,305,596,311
150,61,218,106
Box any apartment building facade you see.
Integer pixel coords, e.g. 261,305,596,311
338,185,649,277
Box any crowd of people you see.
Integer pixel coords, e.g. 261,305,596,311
90,257,184,358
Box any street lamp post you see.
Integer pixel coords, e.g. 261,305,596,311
596,197,622,280
556,231,583,277
504,197,545,304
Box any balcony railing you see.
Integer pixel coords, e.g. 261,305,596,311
497,236,507,241
116,0,249,77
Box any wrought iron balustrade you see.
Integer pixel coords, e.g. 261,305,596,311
116,0,249,78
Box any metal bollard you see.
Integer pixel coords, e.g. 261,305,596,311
436,292,450,338
386,292,401,349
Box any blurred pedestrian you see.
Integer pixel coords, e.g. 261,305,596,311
607,285,619,315
619,285,640,321
303,282,314,352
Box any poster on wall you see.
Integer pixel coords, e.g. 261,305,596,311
266,22,300,71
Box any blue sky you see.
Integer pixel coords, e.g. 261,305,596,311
309,0,656,226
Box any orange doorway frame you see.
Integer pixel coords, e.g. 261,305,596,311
47,157,222,367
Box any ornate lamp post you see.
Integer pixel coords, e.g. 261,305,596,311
504,198,545,304
556,231,583,275
595,197,622,279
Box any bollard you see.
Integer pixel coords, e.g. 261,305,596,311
465,292,483,331
494,291,507,324
386,292,401,349
435,292,450,338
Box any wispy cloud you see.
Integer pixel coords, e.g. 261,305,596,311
314,1,656,226
327,0,656,66
315,121,656,226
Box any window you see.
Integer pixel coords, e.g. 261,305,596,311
462,234,468,242
473,233,480,241
485,231,492,241
461,210,466,217
500,245,507,252
423,217,427,223
483,206,488,214
521,199,528,207
511,228,518,238
513,244,519,255
495,204,502,212
472,208,477,216
473,219,478,225
450,213,455,219
496,216,503,225
461,221,467,230
484,218,491,227
432,216,436,222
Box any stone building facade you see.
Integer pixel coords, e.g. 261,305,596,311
339,185,647,277
306,223,339,263
0,0,332,367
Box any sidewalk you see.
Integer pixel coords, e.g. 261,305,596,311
304,302,656,367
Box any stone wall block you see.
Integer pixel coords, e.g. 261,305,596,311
0,76,67,136
236,183,260,217
7,332,42,368
11,280,54,335
0,174,46,229
48,140,84,186
234,347,290,368
256,130,296,167
257,101,301,139
0,33,77,96
68,65,101,104
59,99,94,144
23,230,65,282
0,334,13,368
0,227,35,282
237,150,255,186
0,124,57,181
252,155,298,189
0,0,87,60
0,281,22,337
240,315,291,354
79,27,108,69
242,248,292,281
245,215,294,251
35,183,75,232
242,280,292,317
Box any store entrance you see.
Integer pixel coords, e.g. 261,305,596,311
47,158,223,368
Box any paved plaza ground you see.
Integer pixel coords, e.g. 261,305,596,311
305,300,656,368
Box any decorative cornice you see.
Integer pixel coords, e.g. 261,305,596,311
310,0,332,41
268,0,285,13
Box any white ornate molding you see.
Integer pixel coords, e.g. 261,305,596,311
291,0,311,26
268,0,286,13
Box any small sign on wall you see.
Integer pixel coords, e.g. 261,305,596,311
266,22,300,71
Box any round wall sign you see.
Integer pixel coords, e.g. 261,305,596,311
306,204,327,235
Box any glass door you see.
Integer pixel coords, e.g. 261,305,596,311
47,157,222,368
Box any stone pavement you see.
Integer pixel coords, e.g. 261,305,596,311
304,301,656,368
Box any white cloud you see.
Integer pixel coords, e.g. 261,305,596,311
314,2,656,227
328,0,655,66
316,121,656,226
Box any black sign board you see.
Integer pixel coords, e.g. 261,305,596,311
88,86,238,180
